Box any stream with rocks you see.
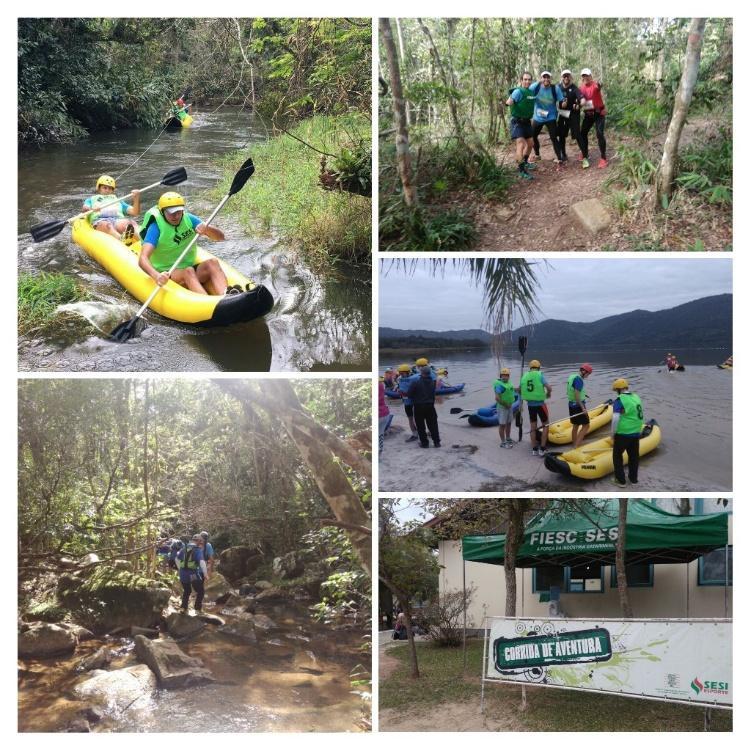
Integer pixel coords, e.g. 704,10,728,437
19,561,369,732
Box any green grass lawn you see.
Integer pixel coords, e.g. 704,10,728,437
381,639,731,732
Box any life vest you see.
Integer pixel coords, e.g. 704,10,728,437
615,392,643,435
494,379,516,407
520,370,546,402
177,543,200,571
567,373,588,403
140,207,198,272
509,87,535,119
87,194,126,224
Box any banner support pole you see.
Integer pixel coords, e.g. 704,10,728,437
463,557,468,672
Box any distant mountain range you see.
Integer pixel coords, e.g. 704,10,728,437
379,294,732,351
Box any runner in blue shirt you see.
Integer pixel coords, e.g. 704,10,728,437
528,72,564,163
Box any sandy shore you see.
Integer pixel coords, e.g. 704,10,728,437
379,399,727,492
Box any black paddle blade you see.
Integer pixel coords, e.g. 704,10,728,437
229,158,255,195
449,407,465,414
30,218,68,243
161,167,188,186
109,316,147,343
518,335,528,355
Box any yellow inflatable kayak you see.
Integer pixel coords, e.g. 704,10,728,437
547,402,613,445
71,218,273,327
543,420,661,480
165,113,193,128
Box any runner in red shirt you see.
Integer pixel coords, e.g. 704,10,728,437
579,68,608,168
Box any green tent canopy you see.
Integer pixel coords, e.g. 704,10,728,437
462,501,728,568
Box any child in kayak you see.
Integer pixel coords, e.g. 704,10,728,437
83,175,141,244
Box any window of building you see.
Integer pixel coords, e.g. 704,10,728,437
698,546,733,586
609,563,653,588
532,565,564,593
566,563,604,593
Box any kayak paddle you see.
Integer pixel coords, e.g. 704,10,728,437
29,167,188,243
517,335,528,441
109,157,255,343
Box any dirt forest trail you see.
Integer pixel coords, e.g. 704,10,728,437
442,116,731,252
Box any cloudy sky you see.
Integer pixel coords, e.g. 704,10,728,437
379,258,732,330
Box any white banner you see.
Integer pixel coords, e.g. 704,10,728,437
484,617,732,708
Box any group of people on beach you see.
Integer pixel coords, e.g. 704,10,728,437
157,531,215,612
82,174,243,296
381,358,644,487
505,68,607,179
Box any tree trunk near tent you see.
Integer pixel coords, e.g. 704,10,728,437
503,501,526,616
614,499,634,618
655,18,707,210
380,18,418,208
380,572,420,678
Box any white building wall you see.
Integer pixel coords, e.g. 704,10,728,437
438,515,732,624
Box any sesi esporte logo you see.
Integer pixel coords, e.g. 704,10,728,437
691,677,729,696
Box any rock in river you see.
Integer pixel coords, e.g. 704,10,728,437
18,622,77,658
134,635,215,688
165,611,206,640
74,664,156,715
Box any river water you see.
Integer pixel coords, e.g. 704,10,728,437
18,600,369,732
378,348,732,491
18,107,370,372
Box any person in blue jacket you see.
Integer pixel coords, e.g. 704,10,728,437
199,531,215,577
176,534,207,612
528,72,564,163
397,363,420,442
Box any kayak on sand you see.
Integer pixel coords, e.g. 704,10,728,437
71,217,273,327
543,419,661,480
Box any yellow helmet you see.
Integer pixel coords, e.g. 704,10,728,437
529,359,541,368
415,357,429,366
96,174,116,190
397,364,411,373
612,378,629,391
158,192,186,211
500,368,510,376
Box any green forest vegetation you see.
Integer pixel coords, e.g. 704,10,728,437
379,18,732,251
18,18,371,266
19,378,371,626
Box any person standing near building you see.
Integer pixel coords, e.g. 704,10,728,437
407,366,441,448
579,68,608,168
611,378,643,487
494,368,516,448
518,359,552,456
567,363,593,448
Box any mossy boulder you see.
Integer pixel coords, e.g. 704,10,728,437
25,599,69,623
57,566,170,634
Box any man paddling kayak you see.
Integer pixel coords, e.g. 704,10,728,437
83,174,141,244
138,191,242,296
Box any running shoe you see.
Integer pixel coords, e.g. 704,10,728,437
518,170,533,180
597,158,608,168
538,447,547,457
611,478,627,488
524,162,537,170
405,434,418,443
505,440,514,449
532,447,539,456
581,158,590,169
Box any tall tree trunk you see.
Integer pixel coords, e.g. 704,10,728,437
394,18,410,127
655,18,706,209
614,499,634,618
379,18,418,207
218,381,371,576
417,18,466,147
654,19,668,103
504,501,526,616
380,572,420,678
